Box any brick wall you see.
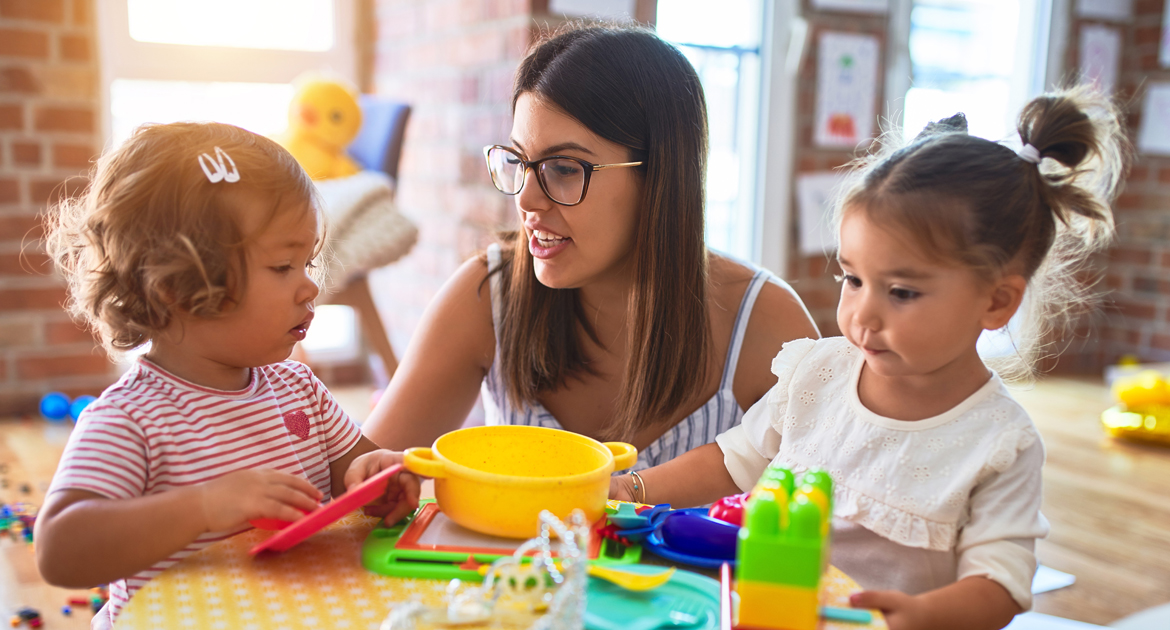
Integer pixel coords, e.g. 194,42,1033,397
785,1,889,337
1084,0,1170,367
0,0,112,416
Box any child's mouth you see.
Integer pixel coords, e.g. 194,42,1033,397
290,317,313,341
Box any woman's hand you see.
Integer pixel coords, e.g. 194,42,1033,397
609,473,637,502
199,469,322,533
850,590,928,630
344,449,421,525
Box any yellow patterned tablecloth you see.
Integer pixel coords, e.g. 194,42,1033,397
115,514,885,630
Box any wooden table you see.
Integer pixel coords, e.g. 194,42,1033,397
113,513,885,630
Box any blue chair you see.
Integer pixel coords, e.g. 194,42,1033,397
348,97,411,185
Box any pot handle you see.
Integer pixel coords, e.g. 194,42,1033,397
604,442,638,471
404,447,447,479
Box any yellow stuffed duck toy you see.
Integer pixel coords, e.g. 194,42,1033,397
276,76,363,180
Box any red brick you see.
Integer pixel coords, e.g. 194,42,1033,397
0,103,22,129
1132,274,1170,294
0,318,36,347
0,28,50,58
0,250,51,275
1162,252,1170,268
0,66,39,93
30,177,85,205
70,0,87,25
59,33,88,61
1159,167,1170,184
1110,247,1152,265
12,141,40,165
33,106,92,133
44,319,95,345
1128,165,1149,182
1114,299,1157,320
0,286,67,310
1134,0,1162,14
0,213,43,240
16,351,110,380
1135,26,1161,45
0,0,65,22
52,142,93,168
1153,334,1170,352
0,177,17,203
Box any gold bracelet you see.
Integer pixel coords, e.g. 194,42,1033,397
629,470,647,504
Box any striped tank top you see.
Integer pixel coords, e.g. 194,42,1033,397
480,243,769,471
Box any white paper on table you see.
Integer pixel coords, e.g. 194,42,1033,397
1079,24,1121,95
814,31,879,149
1074,0,1132,21
796,171,845,256
1137,83,1170,156
1031,565,1076,594
811,0,888,13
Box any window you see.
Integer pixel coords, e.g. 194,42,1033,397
657,0,765,260
96,1,359,363
900,0,1054,141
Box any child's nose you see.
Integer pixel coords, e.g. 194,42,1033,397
300,273,320,304
854,291,882,331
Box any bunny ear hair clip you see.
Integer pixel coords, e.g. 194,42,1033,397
198,146,240,184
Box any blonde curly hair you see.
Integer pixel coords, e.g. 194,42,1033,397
44,122,323,356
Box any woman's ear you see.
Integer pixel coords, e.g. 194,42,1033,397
982,274,1027,330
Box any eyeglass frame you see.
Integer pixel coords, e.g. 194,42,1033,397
482,144,645,207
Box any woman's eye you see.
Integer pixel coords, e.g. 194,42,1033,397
505,155,522,166
549,163,582,178
890,287,920,301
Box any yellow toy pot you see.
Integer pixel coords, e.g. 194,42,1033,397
403,426,638,538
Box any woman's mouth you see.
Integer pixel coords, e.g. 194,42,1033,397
529,229,571,259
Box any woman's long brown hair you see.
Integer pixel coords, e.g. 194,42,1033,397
493,24,711,441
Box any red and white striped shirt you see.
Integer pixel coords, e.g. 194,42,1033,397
47,358,362,624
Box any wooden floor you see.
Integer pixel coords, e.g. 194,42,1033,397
0,380,1167,627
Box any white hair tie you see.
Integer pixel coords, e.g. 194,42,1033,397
198,146,240,183
1017,144,1041,165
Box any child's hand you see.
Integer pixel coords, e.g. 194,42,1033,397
850,590,926,630
344,449,421,525
609,473,636,502
199,469,322,532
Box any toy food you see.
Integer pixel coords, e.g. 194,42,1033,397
274,75,363,180
403,426,637,538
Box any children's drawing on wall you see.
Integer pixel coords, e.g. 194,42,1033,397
814,31,878,149
1079,24,1121,95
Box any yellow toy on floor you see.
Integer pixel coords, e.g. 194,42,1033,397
275,74,363,180
1101,367,1170,447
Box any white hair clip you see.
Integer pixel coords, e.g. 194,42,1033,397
198,146,240,183
1017,144,1041,165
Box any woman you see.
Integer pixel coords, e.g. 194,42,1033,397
362,24,818,469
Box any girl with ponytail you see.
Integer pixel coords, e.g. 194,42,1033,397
611,86,1128,630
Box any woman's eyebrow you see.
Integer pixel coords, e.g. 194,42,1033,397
508,138,596,157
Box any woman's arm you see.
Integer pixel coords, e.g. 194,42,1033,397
733,276,821,407
610,442,741,507
361,257,497,450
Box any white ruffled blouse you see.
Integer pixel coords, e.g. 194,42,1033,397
715,337,1049,609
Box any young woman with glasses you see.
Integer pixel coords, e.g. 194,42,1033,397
361,24,819,475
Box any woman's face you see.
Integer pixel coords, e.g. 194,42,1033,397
509,92,642,290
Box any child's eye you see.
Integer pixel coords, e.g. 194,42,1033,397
305,260,317,270
836,273,862,289
272,265,293,274
890,287,920,302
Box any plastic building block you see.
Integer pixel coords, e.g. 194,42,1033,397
734,465,832,630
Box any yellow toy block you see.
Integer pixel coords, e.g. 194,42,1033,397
736,579,819,630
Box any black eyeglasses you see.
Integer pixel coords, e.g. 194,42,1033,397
483,145,644,206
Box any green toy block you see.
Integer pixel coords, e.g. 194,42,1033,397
736,466,832,591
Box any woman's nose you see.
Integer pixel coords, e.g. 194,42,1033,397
516,166,552,212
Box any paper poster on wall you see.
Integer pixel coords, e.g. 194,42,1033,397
1137,83,1170,156
549,0,634,19
811,0,888,13
796,171,845,256
1074,0,1132,21
1161,4,1170,67
814,31,879,149
1079,24,1121,95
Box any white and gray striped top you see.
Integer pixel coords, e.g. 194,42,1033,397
480,243,770,471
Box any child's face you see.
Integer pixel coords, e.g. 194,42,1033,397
185,200,321,369
835,211,994,379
